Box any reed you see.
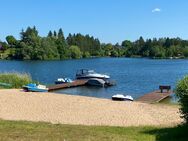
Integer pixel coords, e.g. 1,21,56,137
0,72,32,88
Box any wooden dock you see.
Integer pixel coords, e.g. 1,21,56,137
48,79,88,91
136,90,173,103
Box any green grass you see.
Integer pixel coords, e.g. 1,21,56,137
0,72,32,88
0,120,187,141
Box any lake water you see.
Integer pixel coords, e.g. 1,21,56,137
0,58,188,101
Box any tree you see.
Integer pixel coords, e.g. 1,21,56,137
121,40,132,48
40,37,60,60
69,45,82,59
20,26,39,44
183,47,188,57
103,43,113,56
66,33,101,56
3,26,188,60
83,51,90,58
53,31,57,38
0,42,9,51
164,37,171,48
6,35,17,46
47,31,53,38
58,28,65,39
110,50,119,57
176,76,188,124
56,28,68,59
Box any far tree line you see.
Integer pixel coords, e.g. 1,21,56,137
0,26,188,60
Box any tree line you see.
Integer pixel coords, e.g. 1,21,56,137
1,26,188,60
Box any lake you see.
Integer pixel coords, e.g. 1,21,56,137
0,58,188,101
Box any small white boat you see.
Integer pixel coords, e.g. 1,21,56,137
23,83,49,92
87,78,106,87
112,94,133,101
76,69,110,80
55,78,73,84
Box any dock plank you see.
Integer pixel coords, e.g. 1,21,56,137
136,90,173,103
48,79,88,91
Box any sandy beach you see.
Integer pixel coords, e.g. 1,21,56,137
0,89,183,127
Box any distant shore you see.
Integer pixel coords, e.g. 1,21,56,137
0,55,187,61
0,89,183,127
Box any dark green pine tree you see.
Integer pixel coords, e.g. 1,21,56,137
58,28,65,40
47,30,53,38
53,31,57,38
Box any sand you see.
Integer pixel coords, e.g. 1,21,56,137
0,89,183,127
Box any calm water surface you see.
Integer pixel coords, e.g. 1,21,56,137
1,58,188,101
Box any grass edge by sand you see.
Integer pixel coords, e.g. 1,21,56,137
0,120,187,141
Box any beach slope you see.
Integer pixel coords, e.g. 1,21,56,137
0,89,183,127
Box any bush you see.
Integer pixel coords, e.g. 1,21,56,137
0,72,32,88
83,51,90,58
175,76,188,124
69,45,82,59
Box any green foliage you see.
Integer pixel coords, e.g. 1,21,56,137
102,43,113,56
0,41,9,51
121,40,132,48
6,35,17,46
67,33,101,56
183,47,188,57
175,76,188,124
0,72,32,88
110,50,119,57
1,26,188,60
144,124,188,141
69,45,82,59
83,51,91,58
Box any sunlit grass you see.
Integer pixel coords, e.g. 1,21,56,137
0,120,187,141
0,72,32,88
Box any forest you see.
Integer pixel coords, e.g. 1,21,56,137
1,26,188,60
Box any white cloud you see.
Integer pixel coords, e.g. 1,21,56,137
152,8,161,13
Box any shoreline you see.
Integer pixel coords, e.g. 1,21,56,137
0,56,188,61
0,89,183,127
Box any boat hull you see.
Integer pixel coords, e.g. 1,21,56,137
86,78,105,87
22,84,48,92
112,97,126,101
28,88,48,92
112,94,134,101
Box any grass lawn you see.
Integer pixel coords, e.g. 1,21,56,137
0,120,187,141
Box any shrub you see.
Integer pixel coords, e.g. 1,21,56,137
69,45,82,59
83,51,90,58
175,76,188,124
0,72,32,88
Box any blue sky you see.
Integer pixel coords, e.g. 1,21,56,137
0,0,188,43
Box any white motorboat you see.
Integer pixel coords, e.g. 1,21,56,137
76,69,110,80
86,78,106,87
23,83,49,92
112,94,133,101
55,78,73,84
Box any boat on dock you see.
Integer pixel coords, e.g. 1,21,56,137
86,78,106,87
76,69,110,80
105,79,116,86
112,94,133,101
86,78,116,87
23,83,48,92
55,78,73,84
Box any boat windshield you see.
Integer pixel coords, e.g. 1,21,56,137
77,69,95,75
87,70,95,74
